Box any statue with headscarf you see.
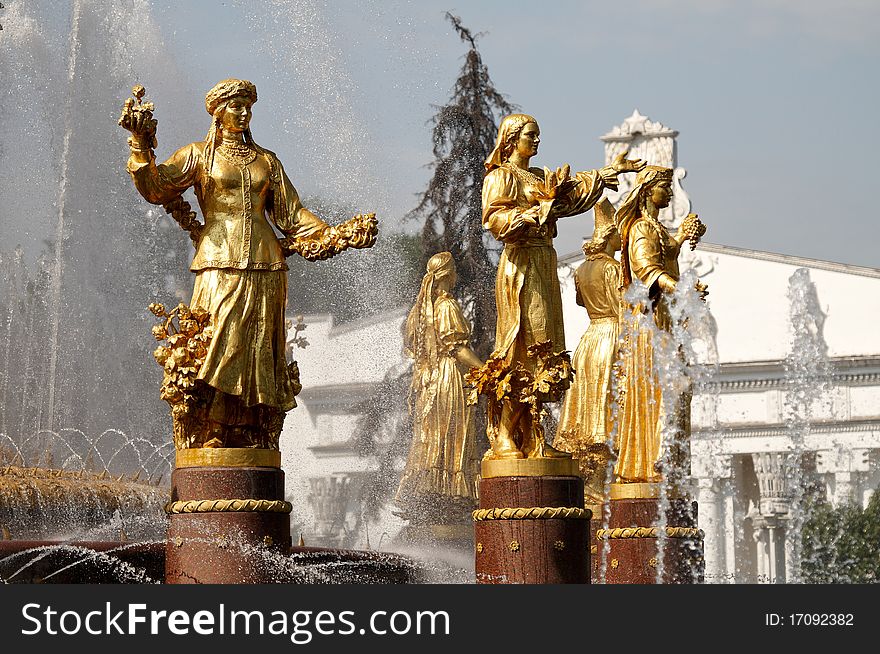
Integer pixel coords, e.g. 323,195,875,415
613,165,707,486
394,252,483,523
119,80,377,453
478,113,644,461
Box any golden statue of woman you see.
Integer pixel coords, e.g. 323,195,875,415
395,253,483,523
119,80,376,452
613,165,706,486
553,199,621,502
481,113,643,460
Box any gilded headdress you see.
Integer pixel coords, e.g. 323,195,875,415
404,252,457,369
201,79,262,193
582,198,618,256
615,165,673,241
205,79,258,115
614,165,673,286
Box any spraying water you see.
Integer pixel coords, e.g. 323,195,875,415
781,267,832,583
45,0,84,434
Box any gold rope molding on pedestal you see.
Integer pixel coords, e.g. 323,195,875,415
472,506,592,521
595,526,704,540
164,499,293,515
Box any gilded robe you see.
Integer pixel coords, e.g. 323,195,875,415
554,253,621,454
614,216,686,483
128,142,326,414
395,292,479,511
482,164,613,367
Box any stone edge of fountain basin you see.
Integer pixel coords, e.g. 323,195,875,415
0,541,425,584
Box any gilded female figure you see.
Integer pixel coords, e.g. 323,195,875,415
481,113,643,460
553,199,621,501
613,165,706,485
120,79,375,450
395,253,483,522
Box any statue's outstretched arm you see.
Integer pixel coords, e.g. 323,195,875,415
273,165,377,261
551,150,647,219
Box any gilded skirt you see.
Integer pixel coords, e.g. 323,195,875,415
554,316,619,453
191,268,295,411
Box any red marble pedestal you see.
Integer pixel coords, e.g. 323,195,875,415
474,458,591,584
586,502,606,583
165,449,292,584
599,484,704,584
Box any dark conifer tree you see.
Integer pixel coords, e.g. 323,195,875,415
409,12,516,357
354,14,515,522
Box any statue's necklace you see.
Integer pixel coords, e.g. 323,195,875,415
217,141,257,167
505,162,543,187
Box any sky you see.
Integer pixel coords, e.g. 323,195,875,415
5,0,880,268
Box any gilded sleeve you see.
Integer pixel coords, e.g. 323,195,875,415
549,169,608,219
628,220,669,292
604,260,622,298
435,296,471,356
482,168,533,242
127,142,201,205
273,162,329,240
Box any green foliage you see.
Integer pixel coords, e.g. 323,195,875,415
801,489,880,583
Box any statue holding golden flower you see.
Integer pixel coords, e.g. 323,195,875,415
121,79,377,452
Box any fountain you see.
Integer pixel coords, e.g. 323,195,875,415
0,2,685,585
4,3,864,591
0,0,424,584
745,267,833,583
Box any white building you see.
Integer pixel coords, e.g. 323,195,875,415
280,112,880,582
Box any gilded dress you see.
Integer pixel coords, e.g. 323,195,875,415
482,164,615,366
128,141,327,445
395,291,479,514
554,253,621,454
614,215,686,483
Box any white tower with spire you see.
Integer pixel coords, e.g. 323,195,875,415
601,109,692,229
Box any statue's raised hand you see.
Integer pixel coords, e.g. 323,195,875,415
678,213,706,250
118,85,157,149
611,149,646,174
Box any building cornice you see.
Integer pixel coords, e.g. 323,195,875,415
695,242,880,279
299,382,379,413
696,355,880,392
558,242,880,278
694,418,880,440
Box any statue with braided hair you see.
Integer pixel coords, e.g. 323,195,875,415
394,252,483,523
119,79,377,452
613,165,707,487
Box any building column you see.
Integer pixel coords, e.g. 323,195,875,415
750,452,791,583
307,474,352,546
697,477,724,583
751,519,768,583
692,454,733,583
